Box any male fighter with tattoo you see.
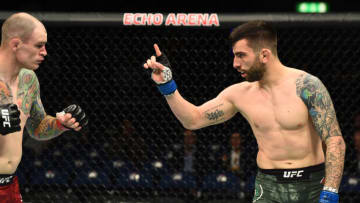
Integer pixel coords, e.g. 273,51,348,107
0,12,88,202
143,21,345,203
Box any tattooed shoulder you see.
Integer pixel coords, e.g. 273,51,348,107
18,69,39,89
17,69,40,115
295,73,319,99
295,73,341,141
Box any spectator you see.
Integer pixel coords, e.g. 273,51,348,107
165,129,205,199
346,130,360,176
220,132,245,178
343,112,360,176
166,129,203,174
108,119,149,170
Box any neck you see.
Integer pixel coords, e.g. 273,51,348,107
0,48,21,84
258,59,287,89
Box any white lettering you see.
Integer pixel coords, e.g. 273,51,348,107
283,170,304,178
297,170,304,177
165,13,176,25
153,13,163,26
134,13,145,25
208,14,220,27
0,176,13,184
177,13,187,26
2,109,11,127
283,171,291,178
123,13,220,26
1,109,9,116
123,13,164,26
188,13,197,26
123,13,133,25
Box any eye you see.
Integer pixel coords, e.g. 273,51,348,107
36,44,45,49
235,53,245,58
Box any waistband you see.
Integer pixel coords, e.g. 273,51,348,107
258,163,325,182
0,174,15,186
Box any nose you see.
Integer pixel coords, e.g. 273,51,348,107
40,46,47,57
233,57,241,69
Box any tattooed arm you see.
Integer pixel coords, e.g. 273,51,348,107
22,70,67,141
164,85,238,130
296,73,346,190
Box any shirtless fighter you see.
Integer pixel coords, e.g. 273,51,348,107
0,12,88,202
143,21,346,203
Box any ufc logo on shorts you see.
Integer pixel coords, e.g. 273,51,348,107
283,170,304,178
1,109,11,128
0,176,12,184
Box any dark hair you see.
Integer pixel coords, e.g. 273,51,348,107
229,20,278,55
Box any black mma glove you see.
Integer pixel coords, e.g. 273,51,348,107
0,104,21,135
154,53,177,95
60,104,88,129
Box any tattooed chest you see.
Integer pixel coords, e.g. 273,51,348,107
0,81,33,116
0,82,13,104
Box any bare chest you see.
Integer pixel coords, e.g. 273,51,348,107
237,87,309,131
0,81,31,124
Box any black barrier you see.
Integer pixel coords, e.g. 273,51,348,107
1,12,360,203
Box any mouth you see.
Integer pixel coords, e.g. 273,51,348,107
238,69,247,78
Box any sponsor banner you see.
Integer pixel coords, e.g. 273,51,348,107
123,13,220,26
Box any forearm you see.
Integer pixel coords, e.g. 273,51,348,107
29,115,67,141
165,90,201,129
324,136,346,190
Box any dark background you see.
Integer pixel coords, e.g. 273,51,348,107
1,0,359,13
2,1,360,202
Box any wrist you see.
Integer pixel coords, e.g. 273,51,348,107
320,190,339,203
323,186,338,193
157,79,177,95
56,119,69,131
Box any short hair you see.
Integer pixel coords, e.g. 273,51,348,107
1,13,37,44
229,20,278,55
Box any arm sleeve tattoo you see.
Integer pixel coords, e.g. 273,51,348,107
23,71,66,140
296,73,345,189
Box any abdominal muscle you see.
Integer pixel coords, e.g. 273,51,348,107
254,128,325,169
0,131,23,174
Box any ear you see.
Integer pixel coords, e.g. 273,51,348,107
259,48,272,63
9,38,21,52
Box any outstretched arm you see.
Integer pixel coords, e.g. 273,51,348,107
296,73,346,191
24,71,79,140
164,89,237,130
25,96,68,141
144,44,238,130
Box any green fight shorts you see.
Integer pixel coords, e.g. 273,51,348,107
253,163,325,203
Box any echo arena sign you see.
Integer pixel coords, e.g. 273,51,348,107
123,13,220,26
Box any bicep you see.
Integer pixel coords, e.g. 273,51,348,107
196,91,237,128
25,81,47,136
296,74,342,143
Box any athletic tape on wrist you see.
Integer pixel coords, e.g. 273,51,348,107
323,186,338,193
157,80,177,95
319,190,339,202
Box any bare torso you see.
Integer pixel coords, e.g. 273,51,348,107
0,69,32,174
231,68,324,169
